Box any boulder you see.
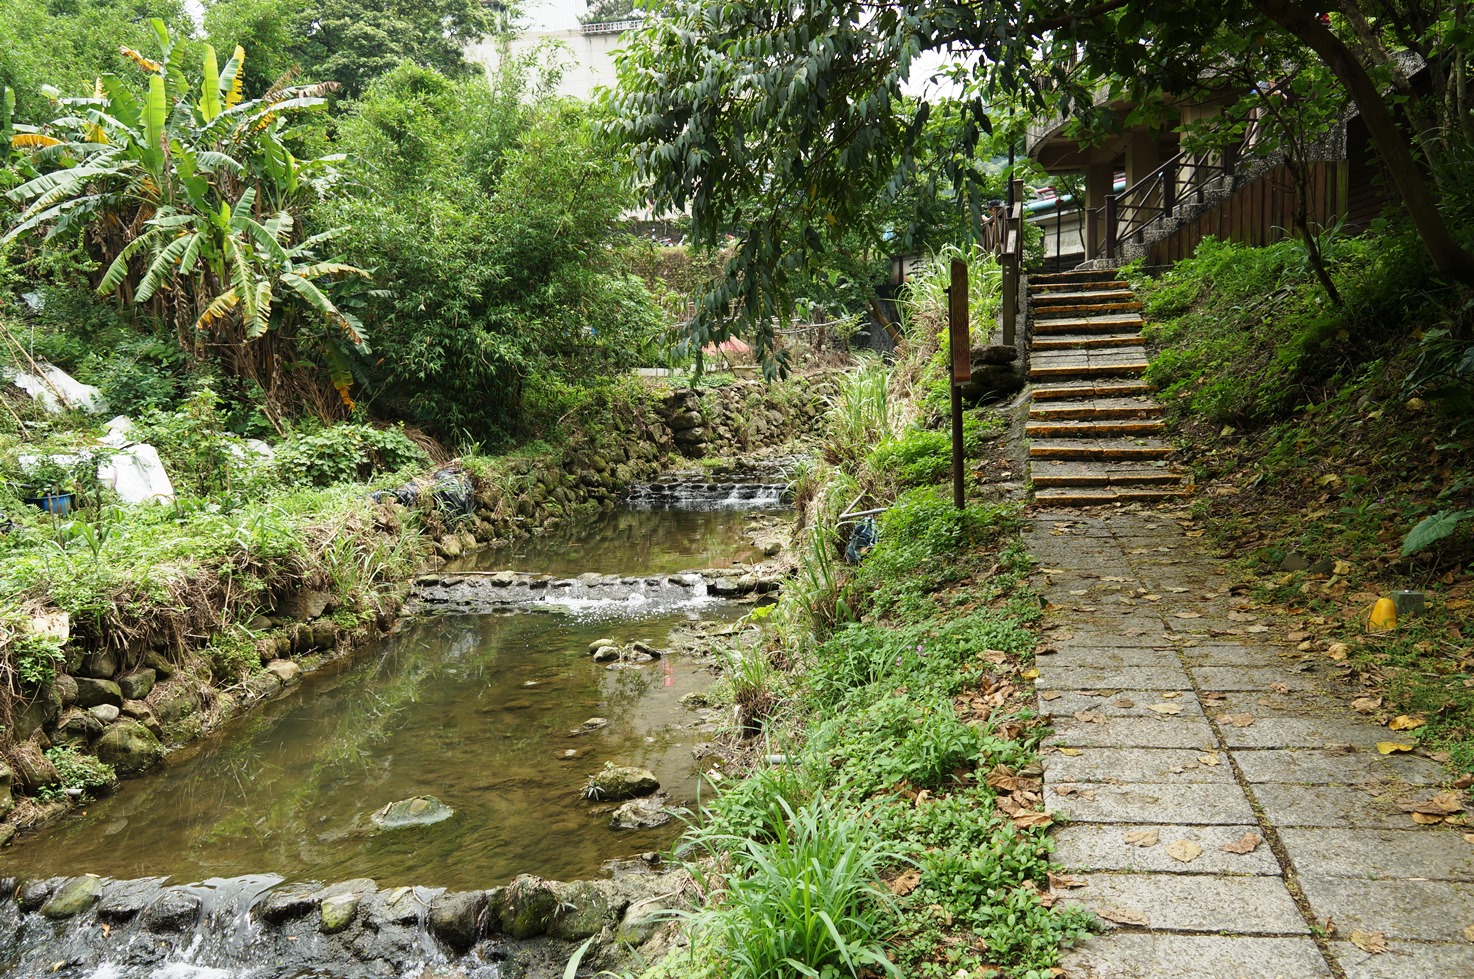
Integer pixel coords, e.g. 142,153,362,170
95,719,164,775
584,766,659,802
974,344,1019,365
11,741,59,791
370,795,453,830
78,648,120,680
547,880,621,941
0,761,11,817
0,824,13,848
149,682,201,724
265,659,301,685
117,669,156,701
52,707,104,746
281,589,332,622
53,674,78,708
497,876,563,939
610,796,674,831
253,883,320,925
98,878,166,923
41,876,105,919
319,892,361,934
88,704,120,724
120,700,164,739
588,638,617,654
242,671,283,702
141,890,202,932
74,677,123,709
429,890,488,954
17,878,59,913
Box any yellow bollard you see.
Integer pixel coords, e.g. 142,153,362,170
1367,597,1398,632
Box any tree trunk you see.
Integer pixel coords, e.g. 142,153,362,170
1252,0,1474,285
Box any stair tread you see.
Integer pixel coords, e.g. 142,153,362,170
1032,290,1137,303
1032,381,1153,398
1027,422,1165,439
1030,397,1163,418
1034,488,1188,506
1032,334,1146,349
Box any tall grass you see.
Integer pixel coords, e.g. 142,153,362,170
685,796,902,979
823,361,893,470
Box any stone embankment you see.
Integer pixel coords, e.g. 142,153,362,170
0,868,686,977
1,374,836,846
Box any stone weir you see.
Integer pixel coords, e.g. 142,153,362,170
624,462,793,509
0,868,680,978
410,568,782,617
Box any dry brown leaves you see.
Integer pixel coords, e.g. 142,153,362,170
1123,829,1159,848
1398,790,1467,826
1164,839,1203,863
1096,905,1150,926
1219,713,1256,727
1349,929,1389,954
1388,714,1427,732
886,869,922,896
1221,832,1263,854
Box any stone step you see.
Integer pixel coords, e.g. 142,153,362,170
1031,361,1143,380
1026,419,1165,439
1029,397,1163,421
1034,487,1188,506
1031,313,1145,332
1031,300,1145,317
1029,438,1174,461
1033,317,1147,337
1030,271,1128,288
1032,334,1147,351
1032,381,1153,400
1030,461,1185,488
1033,289,1137,305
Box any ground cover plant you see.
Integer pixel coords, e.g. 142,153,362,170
644,257,1090,979
1132,231,1474,770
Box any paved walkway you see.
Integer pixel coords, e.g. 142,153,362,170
1026,508,1474,978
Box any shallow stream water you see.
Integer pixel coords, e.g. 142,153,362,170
2,504,786,892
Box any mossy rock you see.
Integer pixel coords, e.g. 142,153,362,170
370,795,453,830
41,876,104,919
583,766,658,802
95,719,164,776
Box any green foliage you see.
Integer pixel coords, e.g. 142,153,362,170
823,361,894,469
1402,509,1472,557
43,744,116,795
203,626,258,683
271,423,427,488
869,429,950,488
6,628,66,687
325,62,660,444
683,796,903,979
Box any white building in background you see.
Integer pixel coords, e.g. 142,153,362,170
466,0,634,101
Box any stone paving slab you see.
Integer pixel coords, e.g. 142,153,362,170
1298,876,1474,942
1209,689,1353,717
1035,666,1193,691
1281,828,1474,880
1039,645,1183,669
1046,715,1218,749
1060,934,1333,979
1052,823,1281,875
1186,666,1321,691
1331,939,1474,977
1041,690,1209,719
1232,748,1447,786
1253,783,1418,829
1178,645,1290,668
1047,782,1258,824
1062,873,1307,933
1046,747,1236,784
1216,716,1392,749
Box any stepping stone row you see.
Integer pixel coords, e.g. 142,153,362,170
1025,269,1189,506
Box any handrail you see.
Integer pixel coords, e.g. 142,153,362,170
1085,150,1233,260
580,18,642,35
979,180,1026,349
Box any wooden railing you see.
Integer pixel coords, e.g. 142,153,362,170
979,179,1026,348
1086,153,1231,261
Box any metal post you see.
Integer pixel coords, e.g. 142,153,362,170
1104,193,1118,261
1163,160,1178,218
947,259,969,510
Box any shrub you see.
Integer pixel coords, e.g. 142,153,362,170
271,423,429,488
43,745,116,797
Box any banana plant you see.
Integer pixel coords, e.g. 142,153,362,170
3,21,364,406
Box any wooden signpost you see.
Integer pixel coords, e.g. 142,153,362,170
947,259,969,510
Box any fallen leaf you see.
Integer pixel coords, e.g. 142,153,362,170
1326,642,1350,661
1388,715,1426,731
1411,812,1445,825
1244,624,1271,633
1465,923,1474,943
1057,747,1083,756
1047,872,1088,890
1219,713,1256,727
1162,691,1182,699
1040,690,1063,701
1174,611,1204,619
1096,905,1150,927
1198,754,1220,766
1221,832,1262,854
1022,668,1040,680
1228,611,1259,622
1398,791,1466,816
1349,930,1388,954
1074,710,1108,724
1013,811,1053,830
1165,839,1203,863
887,869,922,896
1269,683,1292,694
1146,703,1183,715
1123,829,1160,848
1376,742,1414,754
1463,832,1474,845
1351,696,1382,714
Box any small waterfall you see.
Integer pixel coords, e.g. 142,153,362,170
413,572,726,619
625,465,791,510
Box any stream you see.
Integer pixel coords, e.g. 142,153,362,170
2,496,788,893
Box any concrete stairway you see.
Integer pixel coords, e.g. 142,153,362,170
1026,270,1188,507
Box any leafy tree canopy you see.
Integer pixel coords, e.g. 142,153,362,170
203,0,502,99
610,0,1474,366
